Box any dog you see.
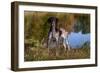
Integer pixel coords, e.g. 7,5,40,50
47,17,59,49
47,17,70,53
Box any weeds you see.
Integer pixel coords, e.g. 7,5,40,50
24,45,90,61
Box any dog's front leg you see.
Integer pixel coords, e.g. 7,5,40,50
66,40,70,51
63,43,66,51
47,38,51,54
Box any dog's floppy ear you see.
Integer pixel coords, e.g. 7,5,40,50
55,17,58,24
47,17,53,24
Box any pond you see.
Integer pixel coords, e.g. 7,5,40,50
67,31,90,49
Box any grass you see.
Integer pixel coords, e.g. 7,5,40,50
24,46,90,61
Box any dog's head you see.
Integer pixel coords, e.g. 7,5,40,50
47,17,58,26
